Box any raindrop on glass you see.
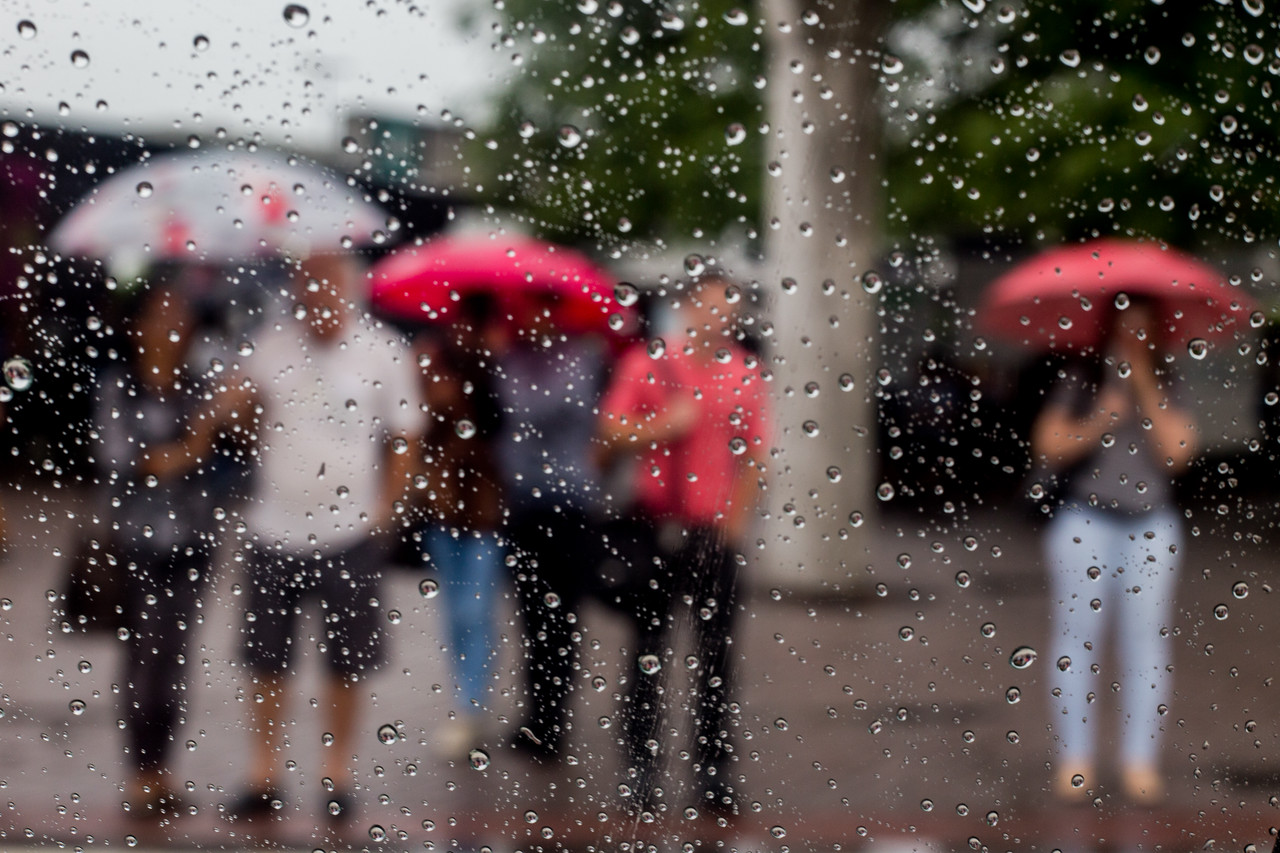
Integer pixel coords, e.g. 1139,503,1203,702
376,723,398,745
283,4,310,27
1009,646,1037,669
3,357,33,391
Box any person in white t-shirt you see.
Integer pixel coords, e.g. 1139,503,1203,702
226,253,426,822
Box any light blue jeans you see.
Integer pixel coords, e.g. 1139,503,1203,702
421,527,503,714
1044,504,1182,766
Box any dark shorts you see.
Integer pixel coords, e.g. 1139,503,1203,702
241,538,387,678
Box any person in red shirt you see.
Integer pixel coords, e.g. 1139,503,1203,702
597,274,769,817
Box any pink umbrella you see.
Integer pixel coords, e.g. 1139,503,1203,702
369,234,634,334
979,239,1255,351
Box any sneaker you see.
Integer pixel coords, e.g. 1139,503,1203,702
222,787,285,820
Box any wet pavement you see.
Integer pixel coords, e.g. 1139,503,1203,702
1,479,1279,852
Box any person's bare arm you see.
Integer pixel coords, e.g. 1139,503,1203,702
1030,386,1125,470
138,379,257,478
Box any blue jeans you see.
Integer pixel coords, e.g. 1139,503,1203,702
1044,504,1182,766
421,528,503,713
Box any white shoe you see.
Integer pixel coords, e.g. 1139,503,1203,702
433,718,482,760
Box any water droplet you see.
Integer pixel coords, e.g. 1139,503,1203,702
78,660,91,674
614,282,639,307
124,835,137,848
1187,338,1208,360
17,20,36,39
591,675,607,692
368,824,386,842
980,622,996,638
1005,686,1021,704
524,810,539,823
1059,49,1081,68
638,654,661,675
881,55,904,75
861,271,883,294
70,50,90,68
647,338,666,359
1144,46,1161,65
770,826,787,839
1009,646,1037,669
961,0,985,11
955,571,971,589
544,591,561,609
877,482,896,502
69,699,86,716
193,34,210,51
3,357,33,391
898,626,915,641
683,253,706,276
455,419,477,439
557,125,582,148
1213,603,1229,620
1233,582,1249,599
1056,655,1072,672
283,4,310,27
802,420,820,437
419,578,439,599
724,123,747,146
468,748,491,770
826,466,842,483
376,723,398,745
387,609,402,625
728,436,748,455
1071,773,1085,788
1243,0,1265,16
1114,293,1130,310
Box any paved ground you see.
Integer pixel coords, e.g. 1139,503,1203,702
1,479,1279,853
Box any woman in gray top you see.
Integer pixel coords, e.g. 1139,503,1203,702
1032,299,1197,805
95,274,228,817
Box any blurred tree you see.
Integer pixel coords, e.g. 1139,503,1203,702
881,0,1280,250
471,0,767,248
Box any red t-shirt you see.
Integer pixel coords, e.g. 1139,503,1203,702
600,340,769,526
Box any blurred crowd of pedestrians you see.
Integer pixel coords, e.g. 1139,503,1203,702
47,244,770,826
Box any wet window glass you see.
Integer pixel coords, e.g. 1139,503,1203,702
0,2,1275,852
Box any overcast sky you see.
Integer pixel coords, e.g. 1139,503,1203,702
0,0,505,155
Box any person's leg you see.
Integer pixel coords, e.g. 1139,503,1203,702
508,509,593,756
616,517,669,808
320,538,388,792
450,532,502,713
1113,508,1182,800
123,547,207,805
682,528,741,807
1044,505,1120,791
239,545,301,799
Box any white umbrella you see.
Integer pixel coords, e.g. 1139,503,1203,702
49,148,388,271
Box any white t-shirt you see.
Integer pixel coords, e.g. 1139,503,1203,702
241,315,426,553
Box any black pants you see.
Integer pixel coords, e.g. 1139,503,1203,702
610,522,739,804
507,507,604,753
121,546,209,774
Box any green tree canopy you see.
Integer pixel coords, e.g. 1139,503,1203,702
883,0,1280,251
471,0,767,249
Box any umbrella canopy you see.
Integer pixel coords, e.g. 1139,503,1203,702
978,239,1255,351
369,234,633,334
49,149,387,271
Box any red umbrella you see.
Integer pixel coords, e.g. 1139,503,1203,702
369,234,634,335
978,239,1255,351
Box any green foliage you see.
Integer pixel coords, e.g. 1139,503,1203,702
883,0,1280,249
470,0,766,248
